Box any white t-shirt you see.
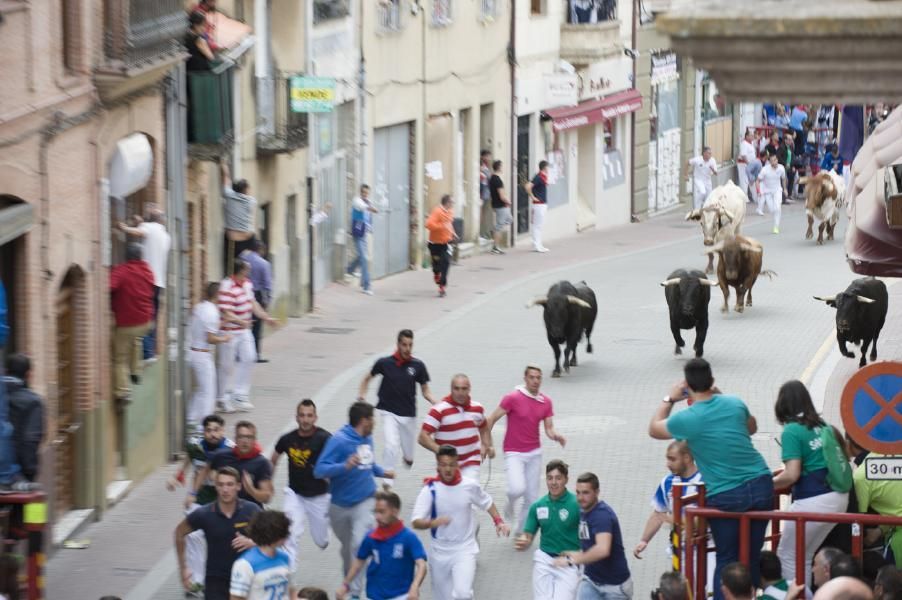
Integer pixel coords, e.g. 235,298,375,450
690,156,717,194
411,478,493,554
758,163,786,191
230,547,291,600
138,221,171,288
189,300,220,350
738,140,757,164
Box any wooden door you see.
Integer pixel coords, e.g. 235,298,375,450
54,285,78,514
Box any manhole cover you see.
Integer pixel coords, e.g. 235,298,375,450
307,327,355,334
612,338,660,346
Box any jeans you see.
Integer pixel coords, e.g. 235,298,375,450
706,474,774,600
347,235,371,291
142,286,161,359
251,290,267,355
576,577,633,599
428,242,450,287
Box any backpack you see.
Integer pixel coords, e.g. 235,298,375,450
820,424,853,493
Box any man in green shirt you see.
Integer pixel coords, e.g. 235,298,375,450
515,459,581,599
854,452,902,568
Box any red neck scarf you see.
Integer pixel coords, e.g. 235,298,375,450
233,442,263,460
369,520,406,541
393,351,412,367
443,394,471,409
424,469,463,486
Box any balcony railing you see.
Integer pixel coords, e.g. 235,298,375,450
187,68,234,157
566,0,617,24
378,0,402,32
103,0,186,70
432,0,453,26
256,74,310,155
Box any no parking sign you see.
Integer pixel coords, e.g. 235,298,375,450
840,362,902,477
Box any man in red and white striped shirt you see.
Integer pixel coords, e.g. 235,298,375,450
418,374,495,481
217,259,278,413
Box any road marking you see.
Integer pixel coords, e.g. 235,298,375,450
800,328,836,388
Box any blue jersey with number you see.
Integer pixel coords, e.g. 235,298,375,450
230,547,291,600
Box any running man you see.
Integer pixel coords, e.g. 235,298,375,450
204,420,273,508
756,153,787,234
425,195,457,297
187,282,231,427
412,445,510,600
270,399,331,570
553,472,632,599
515,459,581,600
229,510,293,600
486,365,566,533
359,329,435,488
336,490,428,600
418,373,493,481
687,147,718,210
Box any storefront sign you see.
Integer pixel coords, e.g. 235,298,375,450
578,56,632,102
650,52,679,86
547,89,644,132
544,73,579,108
290,76,336,113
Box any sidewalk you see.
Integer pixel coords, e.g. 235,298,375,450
46,205,812,599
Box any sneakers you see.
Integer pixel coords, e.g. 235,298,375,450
534,246,549,253
362,289,374,296
490,246,505,255
756,210,765,216
185,583,204,598
772,226,780,234
233,398,255,412
217,398,236,414
438,286,446,298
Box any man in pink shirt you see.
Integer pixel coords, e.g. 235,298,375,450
486,365,566,534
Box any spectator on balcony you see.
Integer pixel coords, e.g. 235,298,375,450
188,0,220,52
185,11,215,71
110,243,155,401
570,0,594,23
118,206,172,360
238,241,273,362
221,162,258,274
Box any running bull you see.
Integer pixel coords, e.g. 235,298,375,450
803,170,845,245
660,269,717,357
704,235,776,313
814,277,888,367
527,280,597,377
685,180,747,274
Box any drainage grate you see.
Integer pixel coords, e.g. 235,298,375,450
307,327,355,335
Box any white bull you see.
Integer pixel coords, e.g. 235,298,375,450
686,180,747,274
804,170,846,244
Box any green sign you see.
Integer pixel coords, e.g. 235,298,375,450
290,76,336,113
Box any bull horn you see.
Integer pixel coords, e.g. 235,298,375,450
720,207,736,222
526,297,548,308
740,243,763,253
813,295,836,303
566,295,592,309
660,277,681,287
685,210,701,221
703,241,726,255
856,295,876,304
699,278,718,287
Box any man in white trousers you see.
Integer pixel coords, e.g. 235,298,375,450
412,445,510,600
525,160,551,252
756,153,787,234
515,459,581,600
271,399,332,570
486,365,566,534
216,258,278,413
687,147,718,210
187,282,230,427
359,329,435,488
418,373,494,481
737,130,757,201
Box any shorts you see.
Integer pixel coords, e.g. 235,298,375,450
494,207,513,232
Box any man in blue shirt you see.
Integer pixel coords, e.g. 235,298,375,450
648,358,772,600
553,471,632,599
239,240,273,362
336,490,427,600
315,402,394,599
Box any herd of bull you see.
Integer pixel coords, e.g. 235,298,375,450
528,176,889,377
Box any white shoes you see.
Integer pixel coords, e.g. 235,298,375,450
534,246,549,253
217,398,236,414
233,397,255,412
362,289,374,296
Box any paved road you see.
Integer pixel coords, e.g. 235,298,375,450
49,203,863,599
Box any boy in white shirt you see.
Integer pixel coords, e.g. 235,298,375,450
230,510,294,600
687,147,718,209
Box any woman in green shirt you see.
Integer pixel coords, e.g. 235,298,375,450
772,380,849,587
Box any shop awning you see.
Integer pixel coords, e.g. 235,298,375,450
0,203,34,247
545,89,643,132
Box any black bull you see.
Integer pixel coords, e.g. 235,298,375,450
661,268,717,357
815,277,888,368
528,281,598,377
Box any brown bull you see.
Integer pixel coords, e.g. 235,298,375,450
704,235,776,313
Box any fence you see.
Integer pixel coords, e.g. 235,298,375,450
671,482,902,600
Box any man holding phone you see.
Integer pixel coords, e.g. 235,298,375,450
647,358,772,600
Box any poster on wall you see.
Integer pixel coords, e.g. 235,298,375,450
602,150,625,187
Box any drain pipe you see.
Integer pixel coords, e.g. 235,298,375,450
508,0,517,246
629,0,638,221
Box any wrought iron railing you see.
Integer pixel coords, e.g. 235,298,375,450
378,1,402,32
256,73,310,155
104,0,186,69
480,0,497,21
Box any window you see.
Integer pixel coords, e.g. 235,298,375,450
62,0,83,72
567,0,616,23
701,74,734,164
377,0,402,32
480,0,497,21
432,0,452,26
313,0,350,24
531,0,545,15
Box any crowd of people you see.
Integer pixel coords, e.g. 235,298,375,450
162,317,902,600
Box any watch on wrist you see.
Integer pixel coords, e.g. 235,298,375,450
663,395,674,404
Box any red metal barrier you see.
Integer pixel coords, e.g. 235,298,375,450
0,491,47,600
671,482,902,600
